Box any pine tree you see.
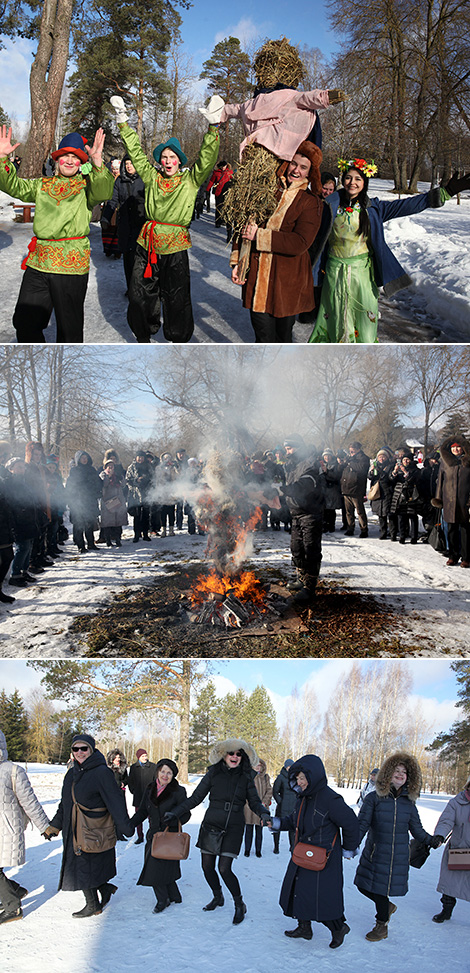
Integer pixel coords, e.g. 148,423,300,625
188,681,220,773
218,688,249,739
2,690,29,760
200,37,252,157
242,685,279,768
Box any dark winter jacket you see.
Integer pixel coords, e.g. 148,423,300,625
369,459,395,517
318,454,342,510
389,460,421,515
66,452,102,526
49,748,133,892
433,437,470,525
273,764,297,817
0,479,17,547
278,755,359,922
354,751,432,898
131,778,190,888
108,158,146,252
171,755,269,857
106,749,128,790
4,473,39,543
127,759,158,808
340,450,370,499
283,448,324,519
125,459,152,508
317,188,445,297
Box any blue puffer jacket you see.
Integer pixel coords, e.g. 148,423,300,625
354,785,431,897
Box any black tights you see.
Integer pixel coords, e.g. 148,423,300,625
201,852,241,898
357,886,390,922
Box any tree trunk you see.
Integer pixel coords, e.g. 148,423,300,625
178,660,191,782
21,0,74,176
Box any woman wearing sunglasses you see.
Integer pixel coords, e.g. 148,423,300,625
166,738,271,924
48,733,133,917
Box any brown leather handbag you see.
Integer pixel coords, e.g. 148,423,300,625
291,798,338,871
71,783,117,855
151,821,190,860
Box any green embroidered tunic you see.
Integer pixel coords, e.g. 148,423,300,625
0,159,114,274
118,123,219,257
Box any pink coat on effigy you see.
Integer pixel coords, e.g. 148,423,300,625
220,88,330,161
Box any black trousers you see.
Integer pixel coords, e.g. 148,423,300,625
13,267,88,342
127,246,194,343
0,868,21,913
249,311,295,343
357,886,391,922
0,547,13,587
290,514,323,582
244,824,262,855
448,521,470,561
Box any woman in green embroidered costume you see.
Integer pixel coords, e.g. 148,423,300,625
0,125,114,342
110,95,223,343
309,157,470,344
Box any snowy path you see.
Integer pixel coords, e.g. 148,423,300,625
0,514,468,655
2,770,466,973
1,180,469,343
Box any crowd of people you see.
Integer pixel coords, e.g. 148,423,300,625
0,431,468,607
1,729,468,947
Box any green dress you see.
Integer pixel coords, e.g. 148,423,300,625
309,204,379,343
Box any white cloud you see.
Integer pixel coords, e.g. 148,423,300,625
213,18,270,49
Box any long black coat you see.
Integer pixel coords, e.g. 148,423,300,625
369,460,395,517
283,449,324,519
434,437,470,525
5,474,40,542
50,749,133,892
272,765,297,817
354,786,430,897
132,779,190,887
278,755,359,922
66,452,102,527
110,159,146,252
127,760,158,808
340,450,370,499
171,757,268,856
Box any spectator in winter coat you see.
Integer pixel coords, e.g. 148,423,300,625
272,759,296,854
4,458,40,589
0,472,15,605
281,434,324,603
157,453,178,537
354,751,441,941
99,461,128,547
244,758,272,857
206,161,234,235
66,451,102,553
48,733,133,917
131,758,190,912
341,441,370,537
368,448,395,539
106,749,128,791
272,754,359,949
23,441,51,573
432,436,470,567
0,729,54,924
44,455,66,557
357,768,379,807
166,738,271,925
388,451,421,544
127,749,158,844
431,774,470,923
125,451,152,542
318,449,342,532
106,156,146,289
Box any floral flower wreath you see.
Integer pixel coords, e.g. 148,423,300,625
337,157,378,178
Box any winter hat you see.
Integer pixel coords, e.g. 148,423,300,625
5,456,23,469
104,460,115,469
52,133,89,164
46,454,59,465
155,758,178,778
209,738,258,768
284,758,294,768
349,441,362,450
284,434,305,449
72,732,95,750
321,170,336,187
370,768,379,775
294,140,323,196
322,448,335,458
153,137,187,167
136,748,148,759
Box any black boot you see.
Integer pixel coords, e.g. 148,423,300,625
72,888,102,918
232,895,246,924
98,883,117,908
329,922,350,948
433,895,456,922
285,920,312,940
203,888,224,911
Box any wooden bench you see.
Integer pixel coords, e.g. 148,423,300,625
13,203,35,223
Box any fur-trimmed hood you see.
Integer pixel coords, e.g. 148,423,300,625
209,738,258,768
375,751,422,803
439,436,470,469
106,748,127,770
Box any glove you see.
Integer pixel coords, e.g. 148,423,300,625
43,825,60,839
328,89,346,104
110,95,129,124
444,172,470,196
163,812,177,825
199,95,225,124
429,834,445,848
260,812,272,826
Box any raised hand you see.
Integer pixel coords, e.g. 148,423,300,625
0,125,20,158
110,95,129,124
85,128,106,168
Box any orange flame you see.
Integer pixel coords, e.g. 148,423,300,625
192,568,267,609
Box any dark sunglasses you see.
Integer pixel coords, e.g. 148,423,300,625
72,745,90,753
227,751,242,757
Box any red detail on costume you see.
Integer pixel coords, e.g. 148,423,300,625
5,166,10,173
21,236,37,270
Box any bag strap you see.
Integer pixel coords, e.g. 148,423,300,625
71,781,107,815
294,796,339,857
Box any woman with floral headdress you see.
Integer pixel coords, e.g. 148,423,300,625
309,158,470,343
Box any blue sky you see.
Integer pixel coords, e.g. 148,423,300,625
0,659,460,741
0,4,338,126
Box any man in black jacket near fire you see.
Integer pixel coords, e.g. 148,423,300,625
281,435,325,604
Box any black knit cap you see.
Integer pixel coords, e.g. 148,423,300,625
72,733,95,751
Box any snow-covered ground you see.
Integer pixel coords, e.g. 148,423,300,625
0,511,469,655
0,179,469,343
1,765,466,973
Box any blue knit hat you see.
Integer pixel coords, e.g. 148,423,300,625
153,137,187,167
52,133,88,164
